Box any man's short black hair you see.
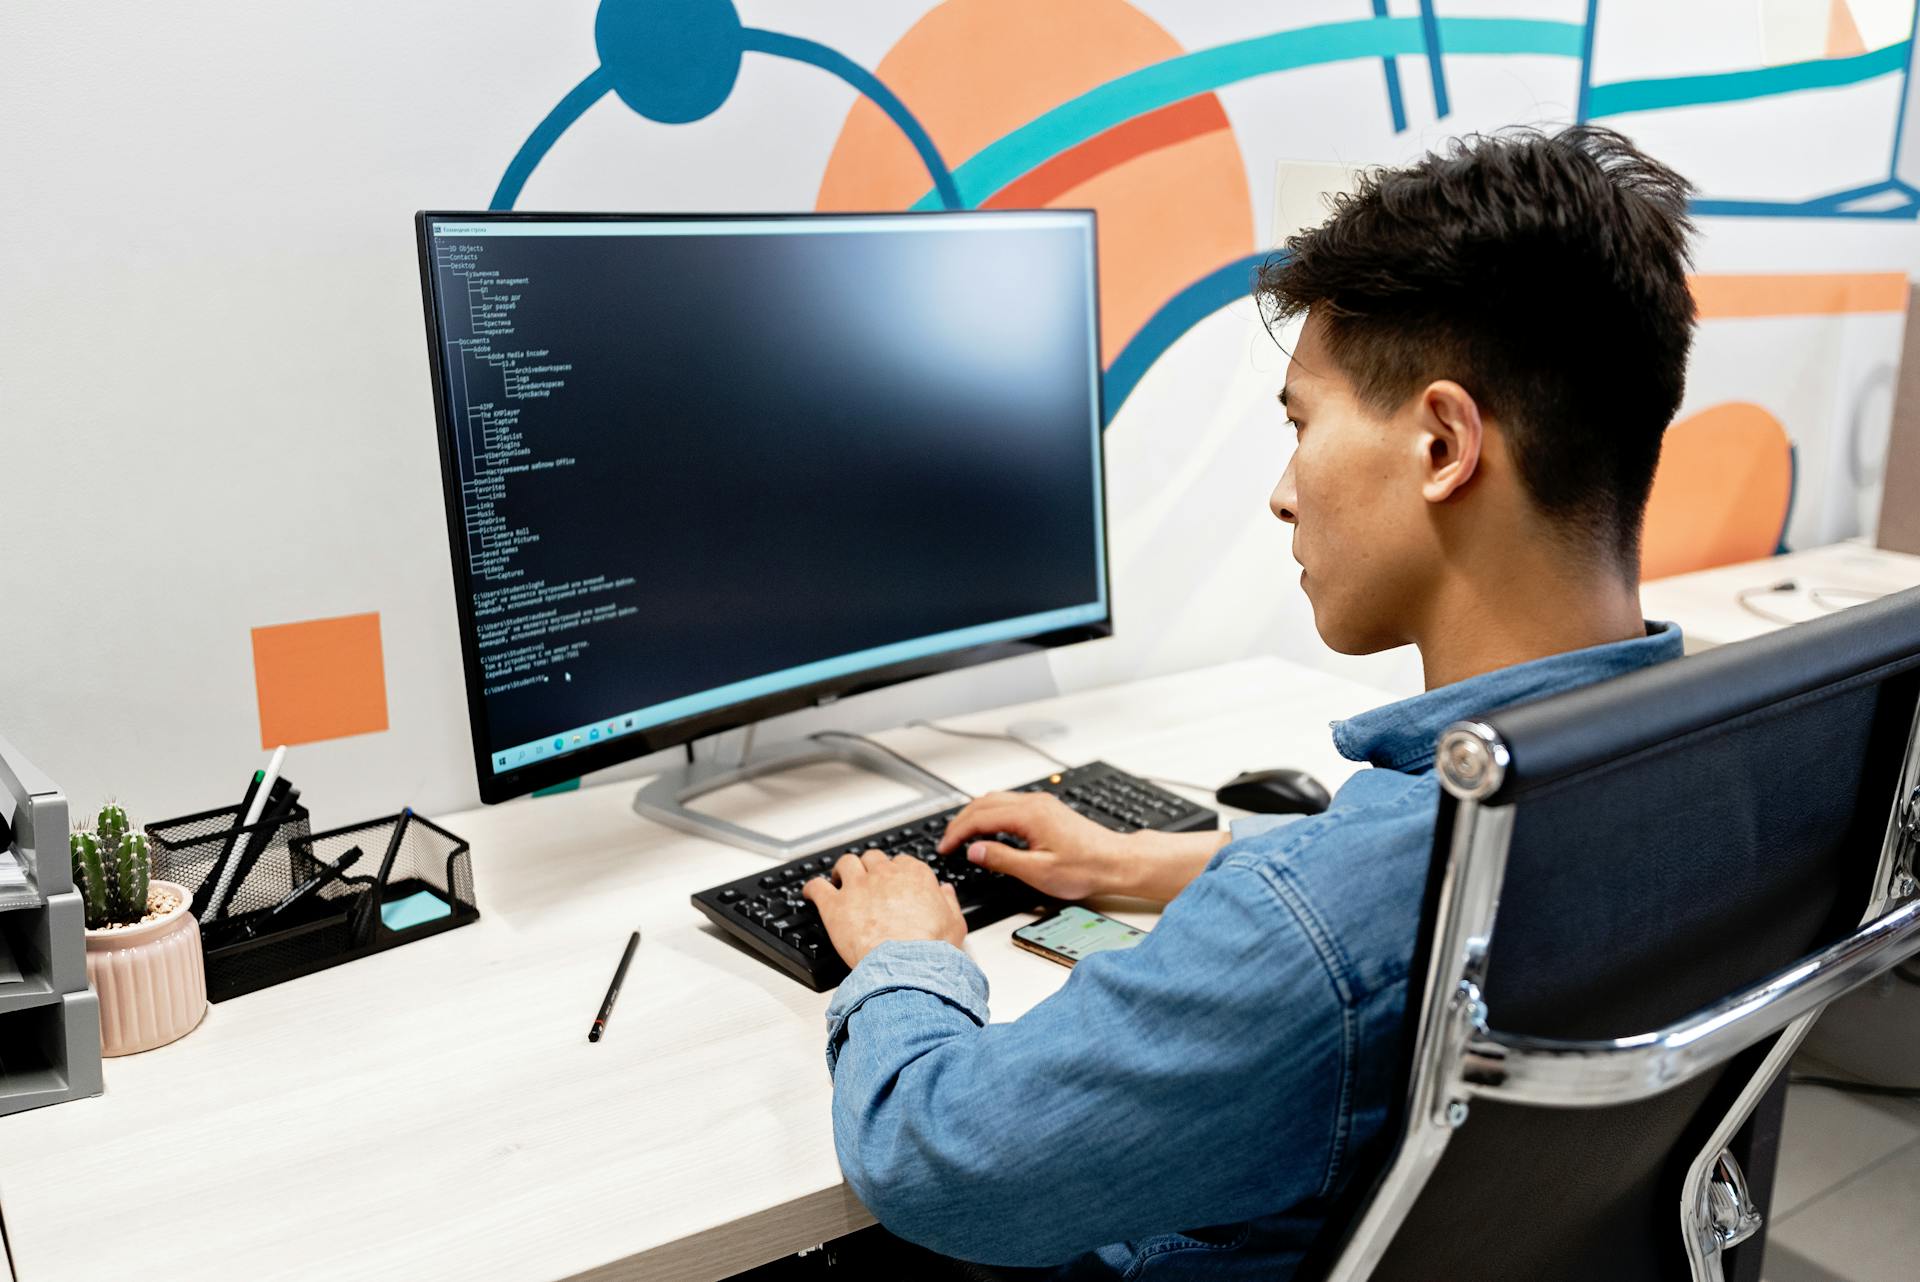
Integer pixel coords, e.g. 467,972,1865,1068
1256,125,1697,570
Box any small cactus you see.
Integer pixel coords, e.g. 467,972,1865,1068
71,830,110,928
114,832,150,921
69,803,156,928
97,803,130,847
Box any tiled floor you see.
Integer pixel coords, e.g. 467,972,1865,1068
1762,1065,1920,1282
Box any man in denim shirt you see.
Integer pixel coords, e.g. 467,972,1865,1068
801,126,1699,1277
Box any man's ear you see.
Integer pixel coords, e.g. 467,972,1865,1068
1416,379,1484,503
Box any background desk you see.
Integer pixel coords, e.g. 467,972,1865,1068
1639,540,1920,652
0,655,1391,1282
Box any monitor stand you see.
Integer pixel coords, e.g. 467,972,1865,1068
632,729,968,861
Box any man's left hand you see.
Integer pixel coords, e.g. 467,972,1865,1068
802,849,967,969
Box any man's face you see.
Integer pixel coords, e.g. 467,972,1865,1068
1270,313,1435,655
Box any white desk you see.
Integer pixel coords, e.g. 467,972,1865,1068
1639,540,1920,653
0,656,1392,1282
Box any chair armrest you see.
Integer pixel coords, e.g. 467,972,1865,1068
1458,894,1920,1107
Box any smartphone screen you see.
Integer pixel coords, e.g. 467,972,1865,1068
1012,905,1147,967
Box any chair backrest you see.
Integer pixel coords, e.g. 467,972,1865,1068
1314,587,1920,1282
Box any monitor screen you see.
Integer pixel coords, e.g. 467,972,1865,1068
416,210,1110,802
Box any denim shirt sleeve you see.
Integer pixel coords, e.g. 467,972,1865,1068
824,939,991,1076
821,864,1352,1267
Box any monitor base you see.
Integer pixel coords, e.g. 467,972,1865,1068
632,731,968,861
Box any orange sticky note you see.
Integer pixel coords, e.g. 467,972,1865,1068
251,612,390,748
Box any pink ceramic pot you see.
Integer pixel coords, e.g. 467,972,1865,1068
84,880,208,1057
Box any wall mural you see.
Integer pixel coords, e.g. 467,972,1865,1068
482,0,1916,579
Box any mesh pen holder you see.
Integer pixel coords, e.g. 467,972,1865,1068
148,808,477,1003
146,802,313,929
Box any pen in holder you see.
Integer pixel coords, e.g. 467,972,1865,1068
147,808,477,1002
149,801,314,938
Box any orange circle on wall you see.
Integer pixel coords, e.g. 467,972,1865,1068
814,0,1256,369
1642,401,1795,580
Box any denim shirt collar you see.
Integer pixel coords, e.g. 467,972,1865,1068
1331,621,1684,774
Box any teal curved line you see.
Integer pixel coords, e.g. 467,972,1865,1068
491,68,612,210
491,33,960,212
1587,41,1910,117
1103,252,1273,427
909,17,1585,211
739,28,960,210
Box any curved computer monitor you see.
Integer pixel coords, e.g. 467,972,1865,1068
416,209,1111,803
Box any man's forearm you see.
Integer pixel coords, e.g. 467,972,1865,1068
1100,829,1230,902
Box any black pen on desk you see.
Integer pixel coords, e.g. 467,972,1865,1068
589,929,641,1043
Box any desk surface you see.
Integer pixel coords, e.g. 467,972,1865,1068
1639,540,1920,652
0,655,1391,1282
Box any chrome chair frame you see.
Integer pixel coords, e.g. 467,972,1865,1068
1323,697,1920,1282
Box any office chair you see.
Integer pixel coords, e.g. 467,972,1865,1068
1310,587,1920,1281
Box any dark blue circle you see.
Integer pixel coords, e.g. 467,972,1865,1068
594,0,744,124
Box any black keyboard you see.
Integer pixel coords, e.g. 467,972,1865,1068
691,761,1219,990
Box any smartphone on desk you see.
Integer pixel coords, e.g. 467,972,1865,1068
1011,905,1147,968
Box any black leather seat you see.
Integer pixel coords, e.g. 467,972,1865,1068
1308,586,1920,1281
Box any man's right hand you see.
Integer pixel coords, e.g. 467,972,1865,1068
938,788,1232,904
936,790,1129,900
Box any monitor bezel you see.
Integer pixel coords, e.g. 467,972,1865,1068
414,207,1113,805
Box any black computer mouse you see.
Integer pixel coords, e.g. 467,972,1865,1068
1216,768,1332,816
